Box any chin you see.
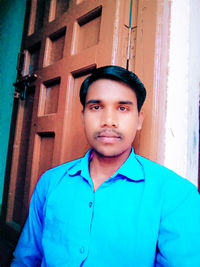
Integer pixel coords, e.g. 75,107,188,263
94,146,130,158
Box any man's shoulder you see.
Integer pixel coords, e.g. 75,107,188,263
135,154,176,176
135,154,196,190
36,157,83,192
135,154,199,211
45,157,82,176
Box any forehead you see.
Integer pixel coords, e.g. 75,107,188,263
86,79,137,102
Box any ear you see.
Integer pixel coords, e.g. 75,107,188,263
137,110,144,131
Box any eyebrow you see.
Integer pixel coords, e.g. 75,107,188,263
118,101,134,105
86,99,101,105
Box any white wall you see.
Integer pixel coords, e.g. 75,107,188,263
164,0,200,186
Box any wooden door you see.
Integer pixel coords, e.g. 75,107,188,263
1,0,138,244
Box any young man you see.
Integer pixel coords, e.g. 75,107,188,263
12,66,200,266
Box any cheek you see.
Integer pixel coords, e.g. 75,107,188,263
83,115,98,136
122,117,139,136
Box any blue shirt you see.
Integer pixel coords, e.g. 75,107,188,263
12,149,200,266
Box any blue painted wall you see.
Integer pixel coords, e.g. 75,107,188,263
0,0,26,208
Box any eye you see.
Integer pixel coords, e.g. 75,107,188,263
119,106,127,111
91,105,100,110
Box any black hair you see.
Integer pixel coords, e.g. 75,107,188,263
79,65,146,112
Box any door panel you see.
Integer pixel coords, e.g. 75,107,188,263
2,0,134,243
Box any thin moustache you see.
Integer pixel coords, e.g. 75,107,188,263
94,129,123,139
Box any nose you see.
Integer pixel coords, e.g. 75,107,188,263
100,107,117,128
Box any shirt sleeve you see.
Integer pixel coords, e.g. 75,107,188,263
11,175,47,266
156,181,200,266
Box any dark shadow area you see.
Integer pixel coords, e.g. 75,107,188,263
0,237,14,267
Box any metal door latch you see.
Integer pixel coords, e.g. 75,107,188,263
13,73,37,100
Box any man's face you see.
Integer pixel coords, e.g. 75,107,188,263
82,79,144,158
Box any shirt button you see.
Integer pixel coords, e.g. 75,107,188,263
80,247,85,254
89,202,93,207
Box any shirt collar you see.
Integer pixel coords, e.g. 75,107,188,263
116,148,144,181
68,148,144,182
68,150,92,180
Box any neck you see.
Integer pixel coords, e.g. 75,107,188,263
89,147,131,189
